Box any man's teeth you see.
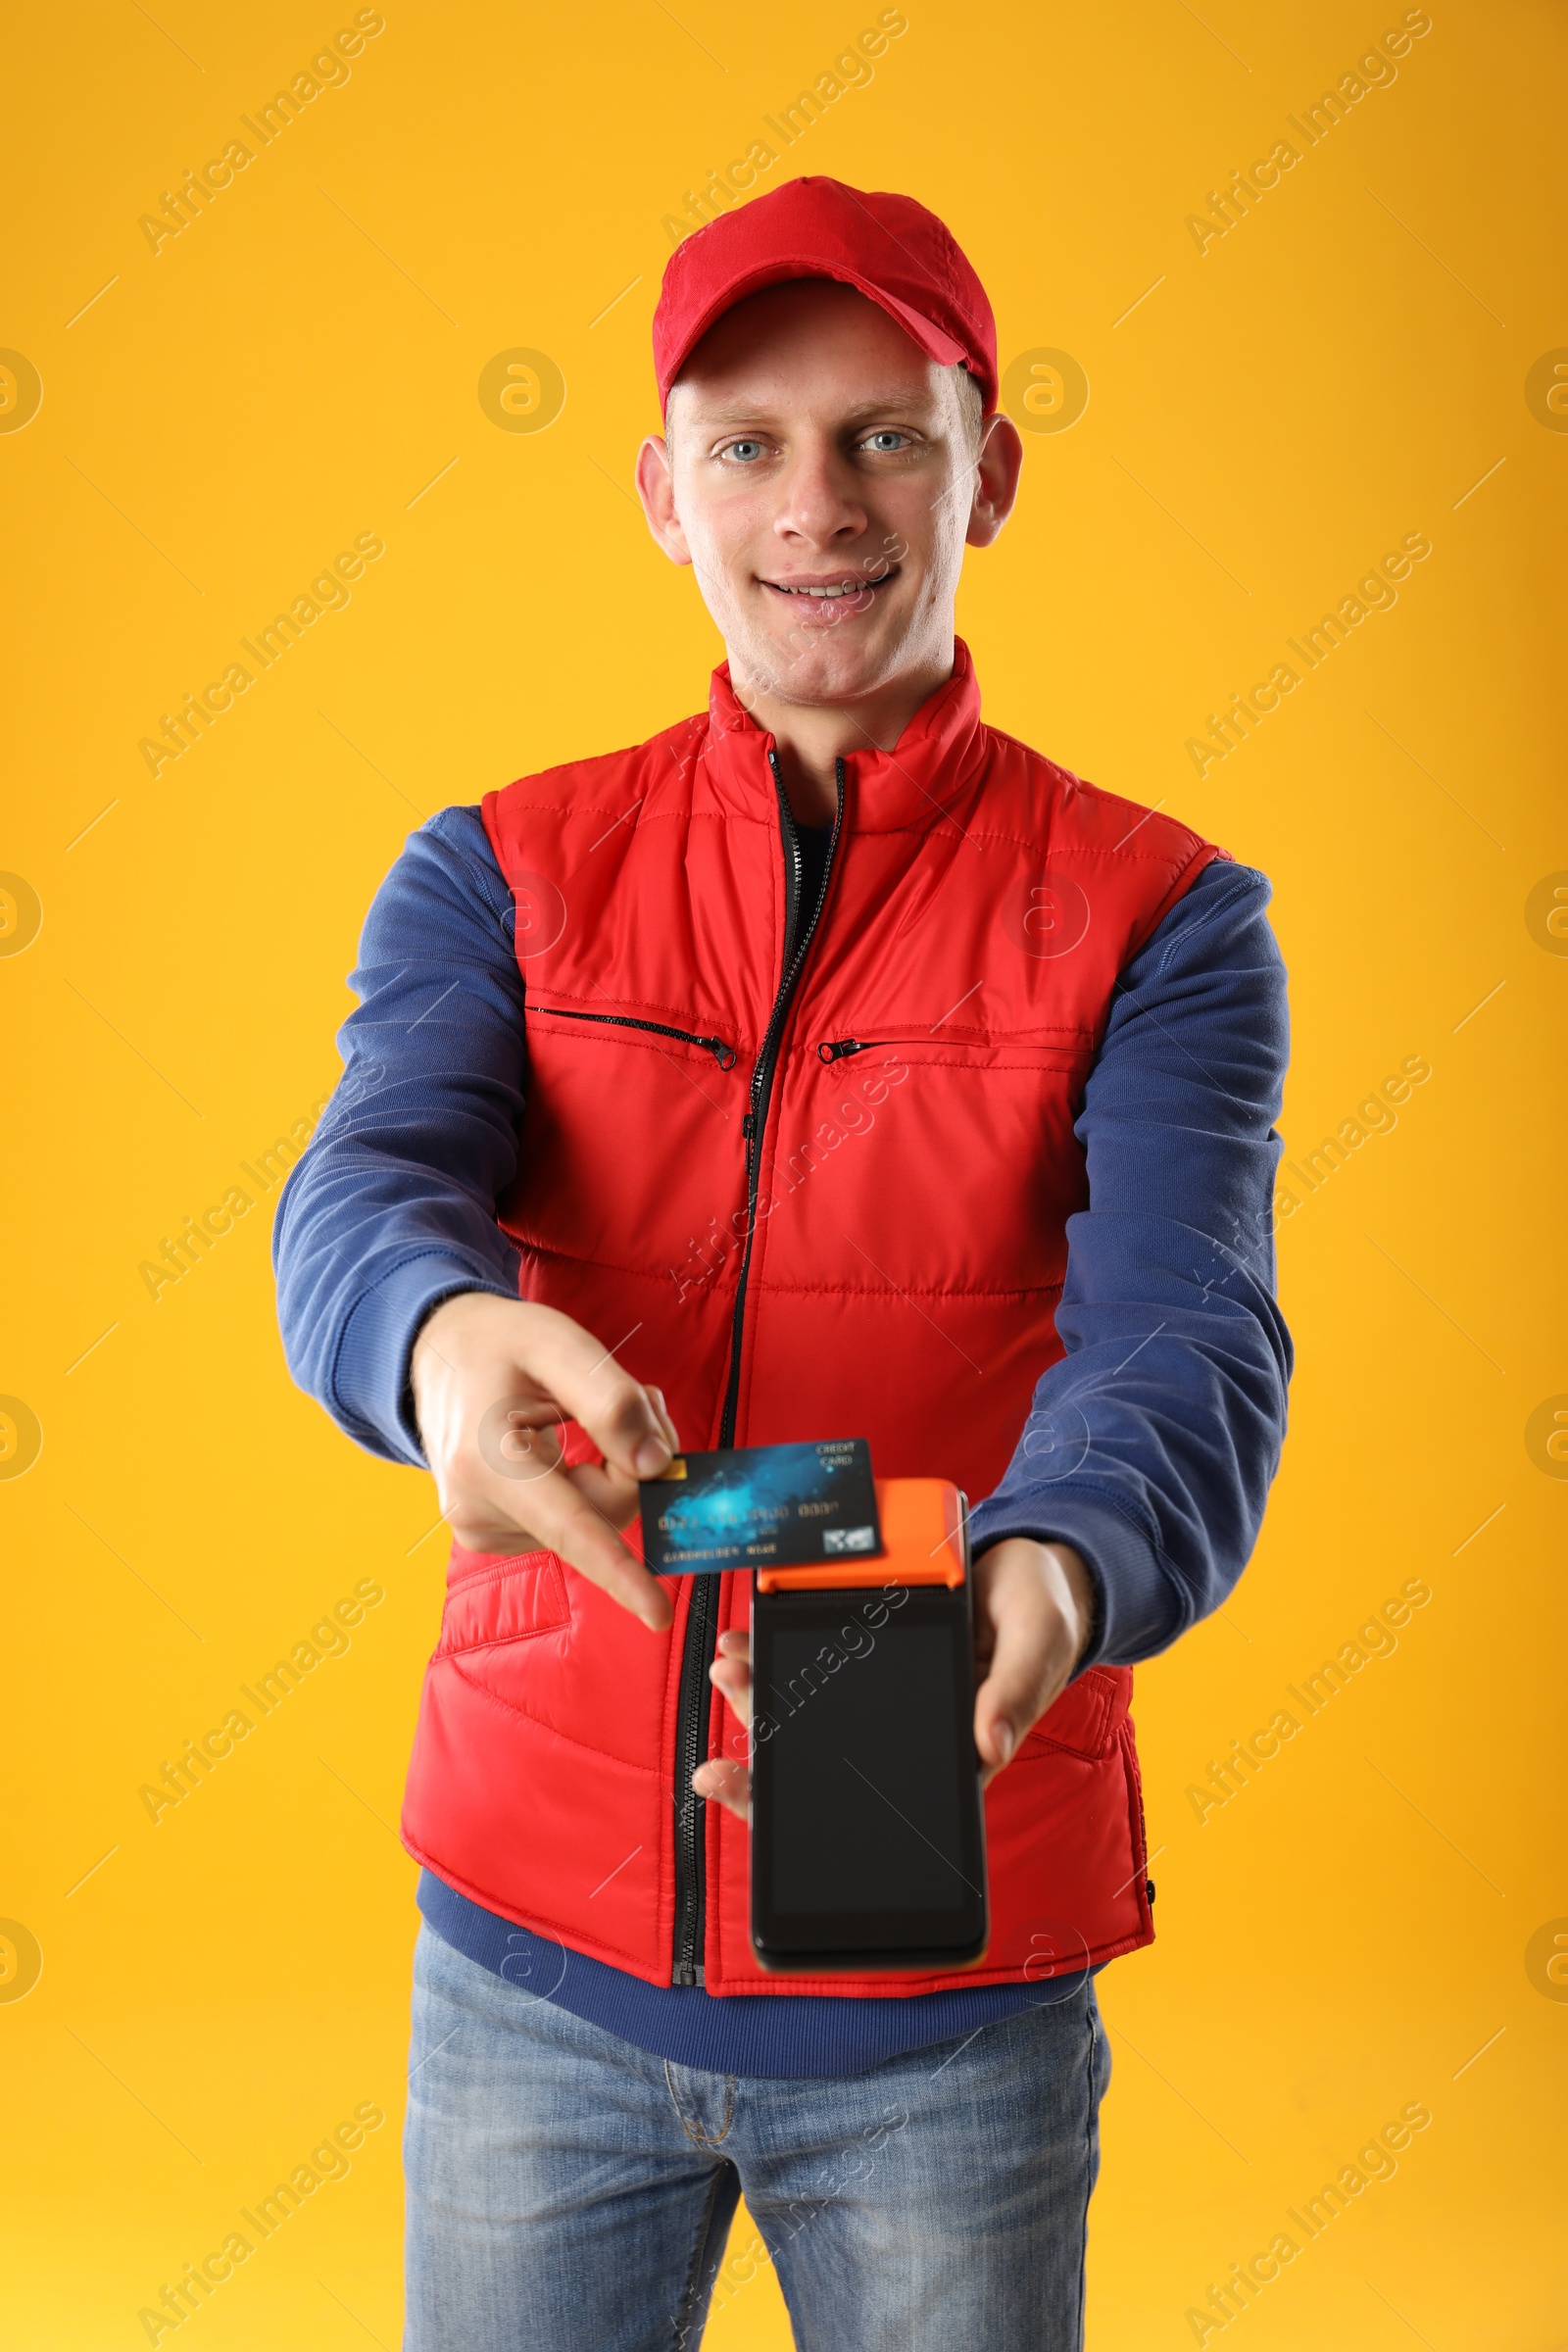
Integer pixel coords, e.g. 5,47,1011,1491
775,581,865,597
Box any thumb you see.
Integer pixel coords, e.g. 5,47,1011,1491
971,1556,1072,1775
974,1617,1045,1773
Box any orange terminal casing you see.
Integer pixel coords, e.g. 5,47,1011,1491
753,1478,967,1592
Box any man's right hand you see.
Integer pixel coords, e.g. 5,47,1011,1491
410,1292,678,1633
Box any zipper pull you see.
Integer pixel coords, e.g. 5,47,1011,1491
817,1038,862,1063
742,1111,757,1139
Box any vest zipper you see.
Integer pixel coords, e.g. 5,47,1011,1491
529,1006,737,1070
668,749,846,1987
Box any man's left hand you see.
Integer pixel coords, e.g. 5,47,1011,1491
693,1538,1097,1821
968,1537,1097,1782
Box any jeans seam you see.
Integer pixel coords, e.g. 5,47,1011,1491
670,2161,730,2351
662,2059,737,2147
1075,2003,1100,2350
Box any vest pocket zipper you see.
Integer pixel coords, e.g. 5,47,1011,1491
817,1036,922,1062
820,1033,1088,1070
530,1005,737,1070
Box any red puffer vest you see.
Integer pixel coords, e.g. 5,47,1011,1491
401,642,1224,1996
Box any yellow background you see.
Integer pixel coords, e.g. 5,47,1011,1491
3,0,1564,2343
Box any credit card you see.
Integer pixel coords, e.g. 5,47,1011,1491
640,1439,883,1574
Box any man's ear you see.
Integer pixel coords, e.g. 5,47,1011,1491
635,435,692,567
965,412,1025,549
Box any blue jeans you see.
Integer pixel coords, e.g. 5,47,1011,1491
404,1923,1111,2351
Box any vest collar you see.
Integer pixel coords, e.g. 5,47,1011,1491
698,637,988,833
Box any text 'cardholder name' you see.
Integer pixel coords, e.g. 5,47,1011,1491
639,1439,884,1573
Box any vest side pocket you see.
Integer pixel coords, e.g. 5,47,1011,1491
1019,1664,1130,1760
435,1547,571,1657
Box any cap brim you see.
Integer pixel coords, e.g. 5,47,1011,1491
661,258,970,400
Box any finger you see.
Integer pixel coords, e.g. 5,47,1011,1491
448,1457,672,1634
973,1603,1060,1781
709,1632,753,1726
567,1457,647,1534
528,1476,675,1631
517,1307,676,1478
646,1385,681,1455
712,1629,751,1670
692,1756,751,1822
459,1390,668,1621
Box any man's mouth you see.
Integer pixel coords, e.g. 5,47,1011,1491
759,567,900,601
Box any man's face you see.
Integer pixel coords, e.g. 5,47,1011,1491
637,279,1018,710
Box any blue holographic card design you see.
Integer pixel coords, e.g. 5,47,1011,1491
639,1439,882,1572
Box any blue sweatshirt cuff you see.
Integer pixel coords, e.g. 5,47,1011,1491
966,1490,1174,1673
332,1256,518,1468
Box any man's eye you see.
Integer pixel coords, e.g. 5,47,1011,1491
722,439,766,463
862,431,909,453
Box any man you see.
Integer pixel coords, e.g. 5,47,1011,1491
275,177,1291,2352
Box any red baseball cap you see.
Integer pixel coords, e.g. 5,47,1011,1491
653,175,998,416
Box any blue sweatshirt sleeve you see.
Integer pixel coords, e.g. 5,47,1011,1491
272,805,526,1468
966,858,1293,1669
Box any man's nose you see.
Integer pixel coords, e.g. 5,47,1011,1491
771,440,868,549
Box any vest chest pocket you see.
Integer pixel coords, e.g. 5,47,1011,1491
769,1030,1097,1303
526,1005,738,1068
804,1029,1097,1139
435,1548,571,1658
508,1004,749,1276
